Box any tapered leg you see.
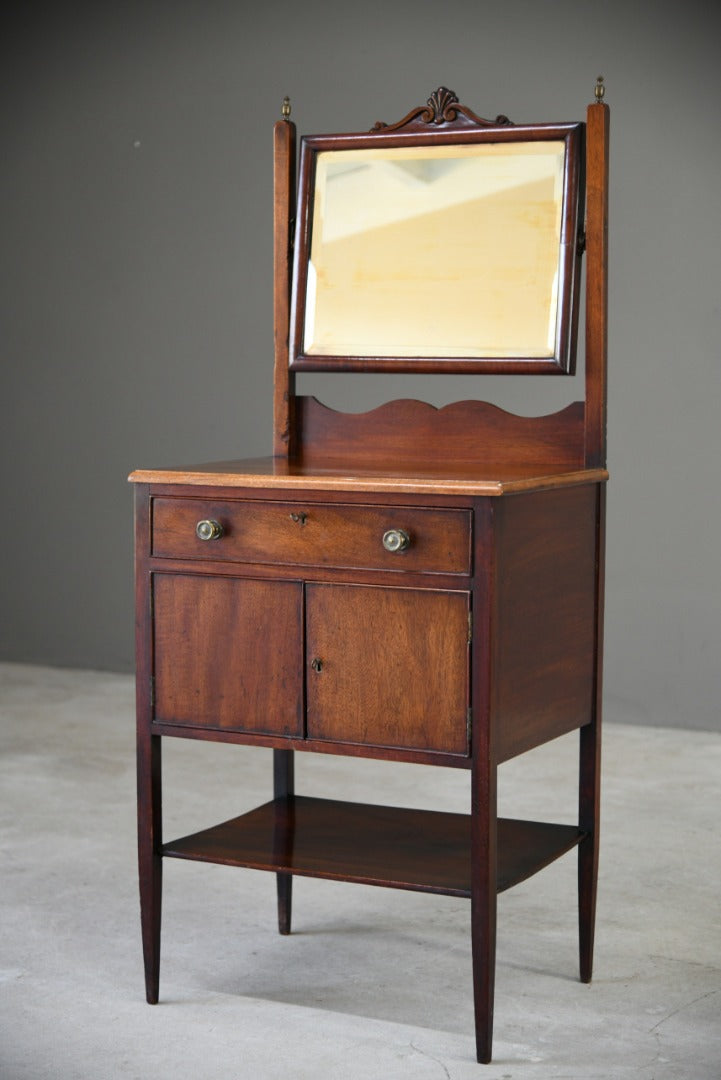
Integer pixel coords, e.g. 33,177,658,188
471,757,498,1064
579,484,605,982
578,719,601,982
273,749,294,935
138,731,162,1002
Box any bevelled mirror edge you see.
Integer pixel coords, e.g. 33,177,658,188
288,107,585,375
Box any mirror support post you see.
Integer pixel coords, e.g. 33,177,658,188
273,110,297,459
584,100,609,469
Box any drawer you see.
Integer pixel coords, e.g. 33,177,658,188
151,498,471,574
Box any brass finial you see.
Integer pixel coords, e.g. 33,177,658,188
281,95,291,121
594,76,605,102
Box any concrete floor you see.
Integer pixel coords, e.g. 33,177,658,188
1,662,719,1080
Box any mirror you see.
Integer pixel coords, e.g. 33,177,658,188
290,122,583,374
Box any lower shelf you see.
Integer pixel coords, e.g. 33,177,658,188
163,796,584,897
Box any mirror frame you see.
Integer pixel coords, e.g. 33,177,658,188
289,95,585,375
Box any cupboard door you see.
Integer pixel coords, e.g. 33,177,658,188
153,574,303,736
306,583,470,755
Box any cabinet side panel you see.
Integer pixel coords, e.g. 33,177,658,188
134,485,152,732
153,574,303,736
494,485,599,761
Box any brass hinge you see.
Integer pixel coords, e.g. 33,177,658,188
577,230,586,256
466,707,472,747
467,610,473,646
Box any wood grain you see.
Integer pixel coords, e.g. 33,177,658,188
296,397,586,470
273,749,294,935
153,574,303,736
306,583,470,754
130,456,607,496
584,102,609,468
134,486,163,1004
163,796,584,897
151,496,472,574
493,484,599,762
579,483,606,981
273,117,296,458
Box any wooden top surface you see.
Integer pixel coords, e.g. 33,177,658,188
129,456,607,496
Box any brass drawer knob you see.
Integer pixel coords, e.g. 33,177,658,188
195,519,224,541
382,528,410,553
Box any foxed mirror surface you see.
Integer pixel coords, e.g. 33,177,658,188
291,126,583,373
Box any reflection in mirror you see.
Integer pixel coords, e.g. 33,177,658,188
303,142,567,361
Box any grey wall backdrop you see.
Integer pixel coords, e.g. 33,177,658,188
2,1,719,731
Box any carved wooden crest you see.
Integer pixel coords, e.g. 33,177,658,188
372,86,512,132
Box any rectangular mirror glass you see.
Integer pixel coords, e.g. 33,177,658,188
290,125,583,374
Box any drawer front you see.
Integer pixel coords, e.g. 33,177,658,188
152,498,472,574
